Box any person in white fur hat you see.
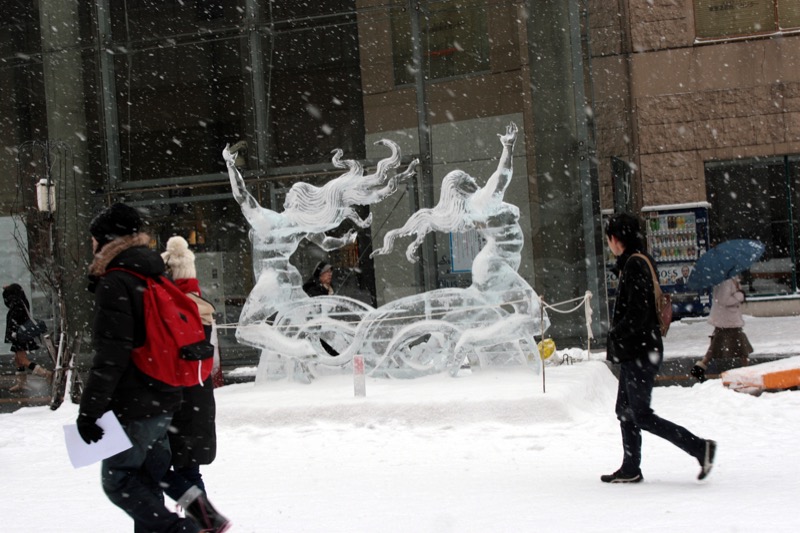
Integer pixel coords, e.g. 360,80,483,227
161,236,231,532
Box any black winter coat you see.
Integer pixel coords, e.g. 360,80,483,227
607,250,663,364
169,323,217,468
303,279,332,297
79,234,183,422
303,262,333,297
3,284,39,352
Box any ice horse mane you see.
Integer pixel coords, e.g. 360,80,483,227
283,139,413,229
370,170,474,260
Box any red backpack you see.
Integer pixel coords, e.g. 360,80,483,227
107,268,214,387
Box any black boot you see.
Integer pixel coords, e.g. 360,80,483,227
183,488,232,533
600,469,643,483
698,439,717,480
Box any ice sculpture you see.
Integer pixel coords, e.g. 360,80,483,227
359,122,549,376
226,122,548,381
223,141,417,357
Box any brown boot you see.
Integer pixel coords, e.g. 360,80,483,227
9,371,29,392
31,364,54,384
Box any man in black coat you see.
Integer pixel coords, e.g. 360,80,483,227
303,261,334,297
302,261,339,357
603,213,716,484
76,203,223,532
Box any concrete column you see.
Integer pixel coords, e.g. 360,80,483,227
38,0,95,340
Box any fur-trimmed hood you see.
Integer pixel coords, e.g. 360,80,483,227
89,233,155,277
87,234,165,294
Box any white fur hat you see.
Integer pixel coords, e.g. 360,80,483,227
162,236,196,280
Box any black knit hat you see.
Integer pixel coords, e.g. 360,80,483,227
90,203,142,249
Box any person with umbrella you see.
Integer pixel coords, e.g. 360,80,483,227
687,239,763,382
686,239,765,292
690,276,752,382
602,213,716,483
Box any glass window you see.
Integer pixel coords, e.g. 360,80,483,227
789,156,800,287
0,61,46,206
0,61,47,181
125,189,254,353
0,0,606,359
267,1,352,23
109,0,244,41
706,157,799,295
779,0,800,29
265,14,365,167
0,0,41,58
0,0,99,212
392,0,490,86
113,36,249,181
694,0,800,40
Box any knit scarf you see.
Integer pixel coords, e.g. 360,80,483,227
173,278,201,296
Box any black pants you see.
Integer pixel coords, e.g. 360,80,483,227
102,414,201,533
615,357,705,474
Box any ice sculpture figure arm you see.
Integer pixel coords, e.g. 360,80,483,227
224,144,261,219
472,122,517,209
307,229,358,251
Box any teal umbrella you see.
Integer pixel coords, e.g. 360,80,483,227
687,239,765,290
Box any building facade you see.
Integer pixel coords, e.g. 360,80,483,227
590,0,800,311
1,1,798,361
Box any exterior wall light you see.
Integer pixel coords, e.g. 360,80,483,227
36,178,56,212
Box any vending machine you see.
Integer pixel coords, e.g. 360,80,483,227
641,202,711,318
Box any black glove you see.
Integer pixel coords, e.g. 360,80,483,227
76,415,104,444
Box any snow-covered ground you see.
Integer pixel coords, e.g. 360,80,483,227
2,315,799,532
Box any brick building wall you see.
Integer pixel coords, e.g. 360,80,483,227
589,0,800,209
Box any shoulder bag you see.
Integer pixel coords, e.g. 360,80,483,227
631,253,672,337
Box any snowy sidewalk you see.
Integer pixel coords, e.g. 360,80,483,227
656,314,800,385
663,314,800,359
6,359,800,532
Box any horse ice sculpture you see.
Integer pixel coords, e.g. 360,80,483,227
226,122,548,381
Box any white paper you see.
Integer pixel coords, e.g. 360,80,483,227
63,411,133,468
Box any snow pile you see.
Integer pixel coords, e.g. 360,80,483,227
216,362,616,428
